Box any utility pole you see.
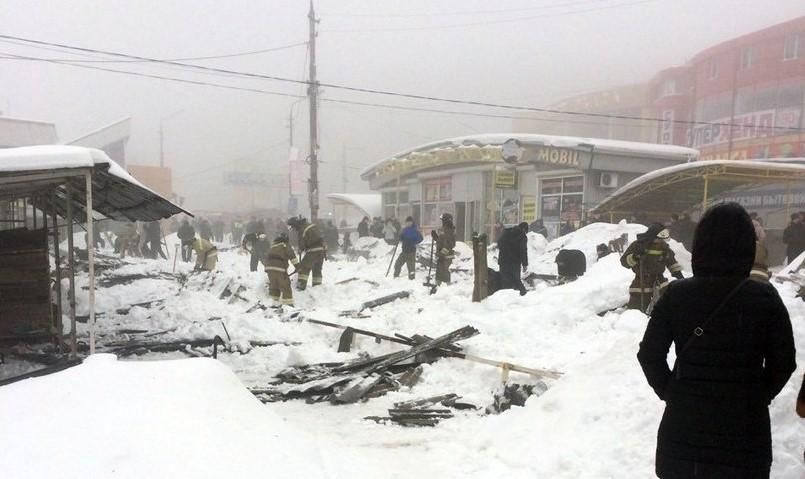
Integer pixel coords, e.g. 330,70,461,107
307,1,320,221
159,121,164,168
342,144,347,193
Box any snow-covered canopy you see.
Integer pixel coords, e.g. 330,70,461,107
0,145,188,221
592,158,805,216
360,133,699,186
326,193,382,219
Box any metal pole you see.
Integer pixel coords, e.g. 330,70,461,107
702,176,709,211
159,119,165,169
51,191,64,353
65,183,77,357
395,173,401,219
308,1,320,222
86,173,96,355
32,195,37,229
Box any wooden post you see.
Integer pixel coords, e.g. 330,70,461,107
472,233,489,302
51,191,64,353
86,173,96,355
66,182,77,357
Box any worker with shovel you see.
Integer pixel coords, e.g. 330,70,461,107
266,232,299,307
288,216,326,290
393,216,423,279
431,213,457,286
191,236,218,272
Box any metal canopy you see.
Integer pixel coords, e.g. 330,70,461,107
591,159,805,216
0,149,189,222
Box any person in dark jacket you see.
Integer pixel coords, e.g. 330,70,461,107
177,220,195,262
199,218,213,242
621,223,684,313
393,216,423,279
431,213,456,285
782,212,805,264
529,218,548,238
357,217,370,238
497,222,529,295
637,202,796,479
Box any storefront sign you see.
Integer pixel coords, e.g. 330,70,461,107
688,108,801,148
521,196,536,222
660,110,675,145
534,147,581,167
720,189,805,209
494,169,517,188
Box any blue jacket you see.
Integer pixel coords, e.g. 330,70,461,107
399,225,423,253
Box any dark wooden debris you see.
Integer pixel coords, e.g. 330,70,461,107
365,394,478,427
486,382,548,414
251,326,478,405
0,357,83,387
338,290,412,317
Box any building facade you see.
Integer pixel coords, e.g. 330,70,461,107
524,17,805,162
361,134,698,240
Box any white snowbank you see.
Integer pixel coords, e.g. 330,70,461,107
0,355,329,479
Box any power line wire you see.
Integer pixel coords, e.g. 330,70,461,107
0,40,306,63
0,51,304,99
322,0,659,33
323,0,608,17
1,34,803,134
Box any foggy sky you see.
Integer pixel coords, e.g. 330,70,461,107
0,0,802,213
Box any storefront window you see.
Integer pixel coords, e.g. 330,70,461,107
422,178,453,230
540,175,584,227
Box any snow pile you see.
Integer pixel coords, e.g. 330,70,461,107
0,355,329,479
27,222,804,478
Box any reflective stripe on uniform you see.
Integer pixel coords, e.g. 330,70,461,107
306,247,325,253
282,298,294,305
629,287,654,293
645,249,664,255
626,254,638,267
291,258,300,265
266,266,288,273
298,273,309,281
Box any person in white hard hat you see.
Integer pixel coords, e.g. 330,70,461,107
621,223,684,313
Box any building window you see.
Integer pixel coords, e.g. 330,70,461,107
783,32,803,60
422,178,453,229
707,59,718,80
660,79,677,97
739,46,755,70
540,176,584,227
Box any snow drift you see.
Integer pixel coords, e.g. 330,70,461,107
0,355,329,479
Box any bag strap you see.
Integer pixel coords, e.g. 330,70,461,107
677,278,749,359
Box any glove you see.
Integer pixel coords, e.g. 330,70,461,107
431,230,439,240
672,271,684,280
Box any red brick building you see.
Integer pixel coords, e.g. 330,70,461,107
651,16,805,160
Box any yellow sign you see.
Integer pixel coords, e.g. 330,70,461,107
495,169,517,188
522,196,536,222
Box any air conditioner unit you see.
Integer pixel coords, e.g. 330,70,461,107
599,172,618,188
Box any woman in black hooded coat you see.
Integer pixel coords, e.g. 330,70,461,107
637,203,796,478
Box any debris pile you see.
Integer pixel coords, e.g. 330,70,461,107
366,394,477,427
251,325,479,404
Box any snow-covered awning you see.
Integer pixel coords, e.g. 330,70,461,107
0,145,189,221
360,133,699,187
591,158,805,216
326,193,382,219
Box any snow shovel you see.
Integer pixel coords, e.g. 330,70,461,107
385,241,400,277
172,244,179,273
423,239,437,294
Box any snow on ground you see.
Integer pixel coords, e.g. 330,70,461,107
3,223,803,478
0,354,329,479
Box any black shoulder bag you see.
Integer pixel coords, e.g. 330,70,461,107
674,278,750,379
